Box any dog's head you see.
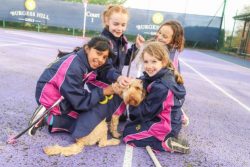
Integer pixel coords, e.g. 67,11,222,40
122,79,145,106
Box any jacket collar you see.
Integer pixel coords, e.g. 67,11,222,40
76,48,93,72
143,68,169,82
101,28,128,45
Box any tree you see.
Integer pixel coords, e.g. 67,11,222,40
240,5,250,15
63,0,127,5
234,5,250,46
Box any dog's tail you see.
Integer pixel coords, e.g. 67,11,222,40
43,143,85,157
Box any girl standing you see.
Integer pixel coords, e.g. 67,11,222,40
137,20,185,71
99,5,139,85
99,5,141,121
154,20,189,126
154,20,184,72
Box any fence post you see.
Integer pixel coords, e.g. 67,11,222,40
229,10,237,51
37,23,40,32
3,20,5,28
73,28,75,36
82,0,88,38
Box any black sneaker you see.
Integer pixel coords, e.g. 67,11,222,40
28,105,47,136
165,137,190,154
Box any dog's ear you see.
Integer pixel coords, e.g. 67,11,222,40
141,89,146,99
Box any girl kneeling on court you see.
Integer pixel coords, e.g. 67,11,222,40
28,36,118,136
123,41,189,154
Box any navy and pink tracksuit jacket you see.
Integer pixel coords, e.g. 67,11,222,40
123,68,186,152
97,28,136,84
169,48,181,72
35,49,122,133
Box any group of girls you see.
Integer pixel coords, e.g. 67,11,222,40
29,4,189,154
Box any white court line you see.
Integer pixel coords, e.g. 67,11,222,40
4,30,81,44
0,42,73,50
122,144,133,167
180,58,250,112
0,43,25,47
194,51,250,71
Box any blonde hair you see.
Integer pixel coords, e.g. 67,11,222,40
102,5,129,28
141,41,184,84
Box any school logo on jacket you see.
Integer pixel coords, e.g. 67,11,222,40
135,124,141,131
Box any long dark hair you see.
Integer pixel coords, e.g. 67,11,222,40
57,47,81,58
57,36,113,58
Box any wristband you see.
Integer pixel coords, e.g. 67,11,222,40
99,96,108,104
107,95,113,100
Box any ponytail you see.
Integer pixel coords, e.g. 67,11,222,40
168,61,184,84
57,47,81,58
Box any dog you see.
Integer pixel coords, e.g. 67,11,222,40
109,79,146,138
113,79,145,107
43,79,145,156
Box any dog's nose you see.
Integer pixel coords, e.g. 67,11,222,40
128,95,140,106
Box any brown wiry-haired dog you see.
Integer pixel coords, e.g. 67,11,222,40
43,79,145,156
109,79,146,138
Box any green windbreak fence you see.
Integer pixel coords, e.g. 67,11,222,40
0,0,222,46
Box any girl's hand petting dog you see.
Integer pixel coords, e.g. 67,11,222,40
103,85,115,96
111,82,123,97
117,76,131,88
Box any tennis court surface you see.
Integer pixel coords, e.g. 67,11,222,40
1,28,250,167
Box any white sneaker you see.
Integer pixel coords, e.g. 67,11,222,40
181,108,189,127
165,137,190,154
28,105,46,136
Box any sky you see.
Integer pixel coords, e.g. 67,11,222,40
124,0,250,33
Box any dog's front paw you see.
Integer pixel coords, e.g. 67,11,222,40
110,138,120,145
43,145,62,156
111,130,122,139
98,138,121,147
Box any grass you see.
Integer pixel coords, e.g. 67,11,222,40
1,20,248,59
